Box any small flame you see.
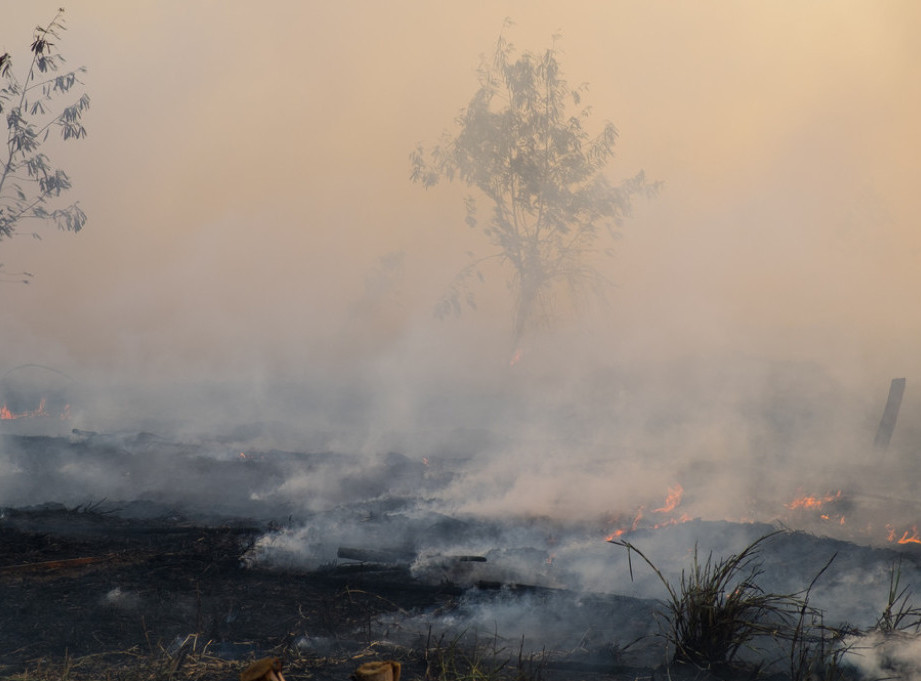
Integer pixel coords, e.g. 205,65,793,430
606,484,687,541
786,490,841,510
0,398,49,420
654,484,683,513
887,525,921,544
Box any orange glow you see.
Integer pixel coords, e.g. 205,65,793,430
606,484,688,541
786,490,841,510
654,484,683,513
605,510,643,541
650,512,691,531
0,398,49,420
897,527,921,544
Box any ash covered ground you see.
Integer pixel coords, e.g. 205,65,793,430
3,361,921,680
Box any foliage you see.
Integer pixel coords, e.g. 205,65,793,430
422,629,544,681
788,552,853,681
411,24,658,346
874,556,921,635
830,558,921,680
612,532,816,676
0,8,89,276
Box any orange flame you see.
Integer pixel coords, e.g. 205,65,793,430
887,525,921,544
0,398,49,420
654,484,683,513
606,484,687,541
786,490,841,511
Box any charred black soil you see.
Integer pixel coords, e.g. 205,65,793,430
0,504,661,681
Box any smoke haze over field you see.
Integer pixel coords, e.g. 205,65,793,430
2,2,921,532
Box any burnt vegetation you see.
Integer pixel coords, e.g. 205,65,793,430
4,485,921,681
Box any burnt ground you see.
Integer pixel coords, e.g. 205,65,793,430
0,505,438,680
0,505,661,681
2,431,915,680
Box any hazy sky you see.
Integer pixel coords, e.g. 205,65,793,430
2,1,920,389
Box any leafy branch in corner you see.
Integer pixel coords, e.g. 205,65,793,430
0,8,89,259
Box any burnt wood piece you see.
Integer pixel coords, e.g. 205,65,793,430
353,660,401,681
241,657,285,681
337,546,417,563
0,553,119,575
874,377,906,451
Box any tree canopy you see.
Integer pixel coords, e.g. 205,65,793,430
411,29,657,349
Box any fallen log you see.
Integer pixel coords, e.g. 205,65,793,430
337,547,417,564
0,553,120,575
337,547,486,565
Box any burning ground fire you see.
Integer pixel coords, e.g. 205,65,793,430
604,483,921,549
0,398,69,420
605,484,690,541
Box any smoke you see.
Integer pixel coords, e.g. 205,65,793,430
3,2,921,673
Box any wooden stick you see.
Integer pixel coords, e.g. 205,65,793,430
874,377,906,451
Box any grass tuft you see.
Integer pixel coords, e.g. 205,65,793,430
612,531,828,676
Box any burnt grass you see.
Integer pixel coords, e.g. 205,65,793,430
0,432,661,681
0,505,661,681
2,431,898,681
0,505,455,680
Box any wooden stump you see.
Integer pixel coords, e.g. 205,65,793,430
240,657,285,681
874,377,906,451
352,660,402,681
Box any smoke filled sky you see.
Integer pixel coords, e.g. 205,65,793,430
2,1,921,389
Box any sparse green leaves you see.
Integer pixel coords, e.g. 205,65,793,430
412,27,658,343
0,8,88,256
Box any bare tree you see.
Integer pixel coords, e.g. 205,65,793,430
411,27,658,350
0,9,89,282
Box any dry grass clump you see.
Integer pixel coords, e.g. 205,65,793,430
420,630,544,681
4,648,233,681
611,531,837,678
1,636,301,681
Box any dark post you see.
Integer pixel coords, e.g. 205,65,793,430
874,377,906,451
